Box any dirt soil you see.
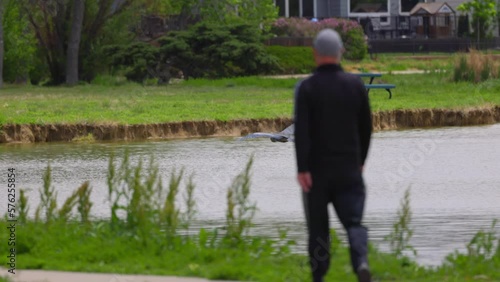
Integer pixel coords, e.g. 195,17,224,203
1,106,499,143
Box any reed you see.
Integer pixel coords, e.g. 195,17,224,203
453,50,499,83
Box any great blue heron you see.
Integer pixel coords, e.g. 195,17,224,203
238,124,294,143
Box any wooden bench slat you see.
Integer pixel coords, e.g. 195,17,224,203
364,84,395,99
365,84,395,89
355,73,382,78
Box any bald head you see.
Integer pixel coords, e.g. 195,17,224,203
313,29,344,63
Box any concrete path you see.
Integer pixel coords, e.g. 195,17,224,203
264,69,442,79
1,269,236,282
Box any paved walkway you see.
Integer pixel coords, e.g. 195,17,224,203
264,69,443,79
1,269,236,282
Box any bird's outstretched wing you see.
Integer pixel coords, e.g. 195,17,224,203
238,133,289,142
238,124,294,143
280,124,294,135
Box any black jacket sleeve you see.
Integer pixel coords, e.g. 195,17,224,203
294,80,311,172
357,79,372,165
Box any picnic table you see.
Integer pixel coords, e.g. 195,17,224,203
353,72,395,99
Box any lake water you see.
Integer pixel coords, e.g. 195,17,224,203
1,124,499,266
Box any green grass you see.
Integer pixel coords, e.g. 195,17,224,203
267,46,463,74
1,156,498,282
0,277,11,282
0,72,499,125
8,220,498,282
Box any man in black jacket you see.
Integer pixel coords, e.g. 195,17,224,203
294,29,372,282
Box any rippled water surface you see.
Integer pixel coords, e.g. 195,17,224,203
1,124,500,266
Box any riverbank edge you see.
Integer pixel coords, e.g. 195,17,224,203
1,106,500,143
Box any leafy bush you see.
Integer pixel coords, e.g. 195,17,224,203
2,0,37,83
266,46,315,74
159,22,280,79
343,28,368,60
453,50,499,83
271,17,367,60
199,0,278,33
102,42,171,84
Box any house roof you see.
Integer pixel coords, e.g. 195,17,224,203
410,2,455,15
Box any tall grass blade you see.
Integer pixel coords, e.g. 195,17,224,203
77,181,92,225
18,189,29,223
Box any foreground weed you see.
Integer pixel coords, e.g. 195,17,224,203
466,219,498,259
106,152,200,247
182,175,196,235
226,157,257,243
443,219,499,279
57,188,79,222
35,164,57,223
163,169,183,241
385,188,416,262
32,167,93,225
76,182,92,224
18,189,29,223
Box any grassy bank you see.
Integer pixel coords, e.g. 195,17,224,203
1,72,500,126
267,46,458,74
1,156,499,282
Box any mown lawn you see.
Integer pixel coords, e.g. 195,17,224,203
1,72,499,125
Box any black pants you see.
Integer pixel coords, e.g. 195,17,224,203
302,170,368,282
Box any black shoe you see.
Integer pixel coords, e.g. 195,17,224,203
357,263,372,282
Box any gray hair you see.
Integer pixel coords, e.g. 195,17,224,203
313,29,343,59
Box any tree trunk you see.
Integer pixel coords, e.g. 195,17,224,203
0,1,5,88
66,0,85,85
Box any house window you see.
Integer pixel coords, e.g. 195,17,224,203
379,16,391,26
275,0,307,17
436,15,450,27
350,0,388,14
400,0,421,13
275,0,286,16
303,0,314,17
289,0,300,17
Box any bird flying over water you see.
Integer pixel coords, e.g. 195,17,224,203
239,124,294,143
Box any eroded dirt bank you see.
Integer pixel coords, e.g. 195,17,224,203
1,106,499,143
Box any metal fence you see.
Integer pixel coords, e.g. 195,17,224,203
369,38,500,54
266,37,500,53
356,15,460,40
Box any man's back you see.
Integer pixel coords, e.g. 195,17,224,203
295,28,373,282
294,64,372,174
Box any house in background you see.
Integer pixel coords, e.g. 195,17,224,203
274,0,463,39
410,2,456,38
